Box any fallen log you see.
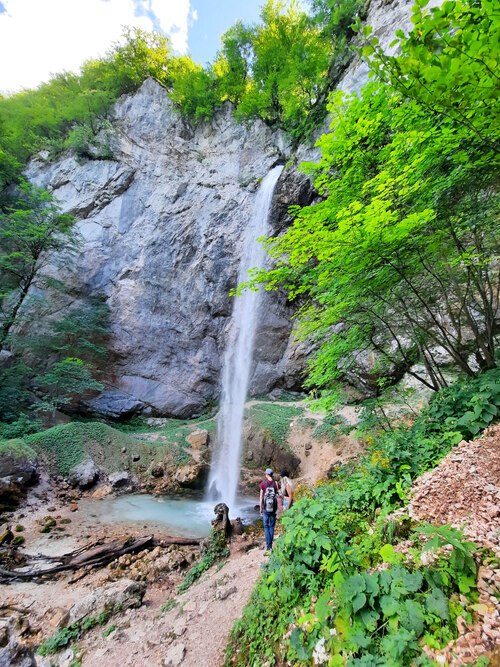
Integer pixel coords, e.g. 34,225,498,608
0,534,201,583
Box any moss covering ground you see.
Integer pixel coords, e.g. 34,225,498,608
0,438,37,461
21,417,215,476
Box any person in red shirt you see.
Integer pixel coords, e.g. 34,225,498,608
259,468,279,552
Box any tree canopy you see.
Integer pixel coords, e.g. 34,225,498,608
243,0,499,402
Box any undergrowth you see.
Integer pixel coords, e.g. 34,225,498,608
177,529,229,594
24,422,147,475
0,437,37,460
226,368,499,666
313,413,354,441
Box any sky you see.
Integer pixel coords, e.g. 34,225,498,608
0,0,263,94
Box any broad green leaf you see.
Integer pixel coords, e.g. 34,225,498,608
380,594,400,617
426,587,450,620
379,544,397,564
352,592,367,613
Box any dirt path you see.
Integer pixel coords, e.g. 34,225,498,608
2,542,265,667
76,545,266,667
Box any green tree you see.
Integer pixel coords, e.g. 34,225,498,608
0,298,110,423
308,0,364,38
364,0,500,151
16,297,110,366
0,28,172,183
0,183,76,347
35,357,103,415
106,27,172,92
245,1,499,399
168,56,220,121
235,0,332,139
213,21,253,106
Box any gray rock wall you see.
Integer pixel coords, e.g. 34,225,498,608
26,82,311,417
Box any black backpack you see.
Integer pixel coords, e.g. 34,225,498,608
263,482,277,513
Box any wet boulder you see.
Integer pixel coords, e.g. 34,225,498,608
108,471,139,491
173,462,208,489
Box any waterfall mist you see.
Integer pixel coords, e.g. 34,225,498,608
207,165,284,510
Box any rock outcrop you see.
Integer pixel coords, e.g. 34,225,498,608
68,457,99,489
0,444,38,508
26,81,312,418
68,578,146,625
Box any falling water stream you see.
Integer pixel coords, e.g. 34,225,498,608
207,165,284,510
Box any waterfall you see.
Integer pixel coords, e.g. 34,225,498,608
207,165,283,509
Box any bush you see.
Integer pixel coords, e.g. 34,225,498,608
0,415,43,440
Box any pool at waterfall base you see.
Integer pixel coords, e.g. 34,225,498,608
79,493,259,538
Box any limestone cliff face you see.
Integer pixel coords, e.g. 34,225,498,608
26,81,313,417
25,0,435,418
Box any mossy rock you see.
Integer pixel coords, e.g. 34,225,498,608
0,438,37,461
25,422,169,477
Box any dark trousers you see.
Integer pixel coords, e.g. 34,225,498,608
263,510,276,550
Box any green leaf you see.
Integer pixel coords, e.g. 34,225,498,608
362,571,380,598
400,599,425,636
290,627,310,661
352,592,367,613
381,628,416,659
360,608,380,632
426,587,449,620
343,574,366,598
380,544,398,564
315,590,332,623
380,594,400,617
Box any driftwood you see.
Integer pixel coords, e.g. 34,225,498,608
0,534,201,583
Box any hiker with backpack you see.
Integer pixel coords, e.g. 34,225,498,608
259,468,279,553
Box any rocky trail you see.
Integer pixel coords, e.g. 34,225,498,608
76,543,266,667
409,424,500,665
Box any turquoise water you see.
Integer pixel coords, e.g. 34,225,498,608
80,494,258,538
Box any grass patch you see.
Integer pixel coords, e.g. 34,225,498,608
160,599,177,613
116,415,217,466
38,611,110,656
247,403,303,447
312,413,353,442
21,415,217,476
102,624,117,638
25,422,143,475
296,416,317,429
25,421,176,476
